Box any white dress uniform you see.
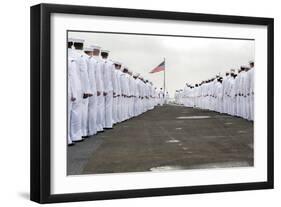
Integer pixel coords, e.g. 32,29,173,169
153,88,156,107
68,48,83,141
197,86,201,108
235,72,242,117
236,70,247,118
147,83,151,110
165,92,170,104
144,83,149,111
159,89,164,106
101,58,114,128
223,77,230,114
136,78,143,115
141,80,147,113
125,73,131,119
202,83,208,109
74,50,91,137
226,76,234,115
212,80,217,111
87,54,98,136
241,71,249,119
111,66,119,124
92,55,104,132
193,86,198,107
128,74,136,117
68,51,78,144
120,73,129,121
222,75,230,113
116,69,123,122
244,71,250,120
228,76,236,116
179,66,253,121
215,81,223,113
134,77,141,116
184,86,192,107
68,61,73,145
248,68,254,120
133,77,140,116
188,86,193,107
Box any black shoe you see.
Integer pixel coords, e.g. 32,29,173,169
73,139,84,142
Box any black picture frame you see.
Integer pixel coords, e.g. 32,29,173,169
30,3,274,204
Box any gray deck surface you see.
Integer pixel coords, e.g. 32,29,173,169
67,104,253,175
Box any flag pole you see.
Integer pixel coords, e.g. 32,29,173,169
164,57,166,98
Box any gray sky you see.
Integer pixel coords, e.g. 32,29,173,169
69,31,254,97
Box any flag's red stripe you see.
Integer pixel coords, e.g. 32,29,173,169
149,66,165,73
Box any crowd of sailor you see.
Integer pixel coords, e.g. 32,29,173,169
174,61,255,121
68,38,166,145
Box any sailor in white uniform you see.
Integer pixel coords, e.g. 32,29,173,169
114,62,123,123
215,77,223,113
248,61,255,121
101,49,114,129
133,73,141,116
68,38,82,144
127,70,136,118
159,88,164,106
72,39,92,138
236,67,248,118
91,45,104,132
112,61,120,124
228,71,237,116
120,68,130,121
222,72,231,114
178,62,253,121
68,56,74,145
165,92,170,104
84,46,99,136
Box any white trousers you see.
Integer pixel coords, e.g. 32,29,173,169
67,99,72,144
134,97,140,116
81,98,89,136
96,94,104,132
88,94,98,136
250,95,254,121
116,96,122,122
70,100,82,141
105,91,113,128
112,96,118,124
129,98,134,117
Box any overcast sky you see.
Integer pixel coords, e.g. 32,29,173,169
69,31,254,97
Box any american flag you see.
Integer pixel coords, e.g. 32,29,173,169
149,60,165,73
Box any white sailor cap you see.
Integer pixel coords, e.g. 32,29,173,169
84,47,93,52
113,60,121,65
90,45,101,50
230,69,235,73
249,60,254,64
133,73,140,77
72,38,85,43
101,49,110,53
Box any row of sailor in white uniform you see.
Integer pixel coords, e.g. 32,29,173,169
68,38,163,145
175,61,254,121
